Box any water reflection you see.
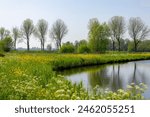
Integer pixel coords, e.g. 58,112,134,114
59,60,150,99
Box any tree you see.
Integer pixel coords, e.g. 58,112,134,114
123,38,130,51
109,16,126,51
21,19,34,51
88,18,110,53
138,40,150,52
12,27,21,50
77,39,90,53
128,17,150,52
5,30,10,37
47,44,52,52
74,40,79,52
50,19,68,49
0,27,10,40
60,41,75,53
0,27,5,40
78,39,88,45
35,19,48,51
0,36,13,52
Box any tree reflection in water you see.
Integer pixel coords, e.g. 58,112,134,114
88,64,123,92
61,60,150,98
88,62,146,92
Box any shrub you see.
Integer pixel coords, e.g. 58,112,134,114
60,42,75,53
77,44,90,53
0,37,13,52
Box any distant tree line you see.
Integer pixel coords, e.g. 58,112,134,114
0,16,150,53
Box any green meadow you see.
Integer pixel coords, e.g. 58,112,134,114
0,52,149,100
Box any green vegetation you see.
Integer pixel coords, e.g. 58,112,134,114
0,52,149,100
0,53,4,57
51,53,150,70
77,44,90,53
77,40,90,53
0,37,13,52
60,42,75,53
0,16,150,100
88,18,110,53
93,83,147,100
0,17,150,53
21,19,35,51
128,40,150,52
50,19,68,50
109,16,126,51
34,19,48,51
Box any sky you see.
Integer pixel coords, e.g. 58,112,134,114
0,0,150,48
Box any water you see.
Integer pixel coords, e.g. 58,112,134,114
59,60,150,99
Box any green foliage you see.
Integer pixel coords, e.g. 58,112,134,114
60,42,75,53
0,37,13,52
128,40,150,52
137,40,150,52
12,27,21,50
35,19,48,51
0,53,150,99
0,27,10,40
92,83,147,100
77,40,90,53
52,53,150,70
78,44,90,53
128,41,134,52
0,53,5,57
21,18,35,51
88,18,110,53
128,17,150,52
109,16,126,51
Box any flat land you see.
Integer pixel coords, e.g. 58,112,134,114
0,52,149,100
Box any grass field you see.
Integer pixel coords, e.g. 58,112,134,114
0,52,149,100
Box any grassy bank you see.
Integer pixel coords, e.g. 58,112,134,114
51,53,150,70
0,52,149,100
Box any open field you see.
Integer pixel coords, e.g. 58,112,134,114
0,52,149,100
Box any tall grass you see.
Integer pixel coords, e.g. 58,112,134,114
51,53,150,70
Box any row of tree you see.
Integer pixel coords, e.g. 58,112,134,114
0,19,68,51
88,16,150,52
0,16,150,52
60,38,150,53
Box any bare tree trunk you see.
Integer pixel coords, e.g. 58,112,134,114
134,39,138,52
134,42,137,52
112,40,115,51
43,41,45,51
40,39,43,51
14,41,16,50
27,37,30,51
118,39,121,51
59,40,61,49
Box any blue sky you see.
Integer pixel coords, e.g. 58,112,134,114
0,0,150,48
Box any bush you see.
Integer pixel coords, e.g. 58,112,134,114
0,37,13,52
138,40,150,52
77,44,90,53
60,42,75,53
